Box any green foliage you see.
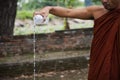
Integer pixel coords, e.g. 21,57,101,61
92,0,101,5
16,10,34,20
22,0,55,10
64,0,81,7
18,0,83,10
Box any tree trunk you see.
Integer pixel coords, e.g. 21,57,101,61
64,18,70,30
0,0,18,39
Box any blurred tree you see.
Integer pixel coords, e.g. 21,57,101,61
63,0,70,30
63,0,81,30
0,0,18,41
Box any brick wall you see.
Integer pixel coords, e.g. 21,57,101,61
0,28,93,57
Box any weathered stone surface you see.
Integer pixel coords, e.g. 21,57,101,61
0,28,93,57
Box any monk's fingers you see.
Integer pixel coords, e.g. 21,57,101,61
33,11,41,16
33,10,49,21
34,11,48,16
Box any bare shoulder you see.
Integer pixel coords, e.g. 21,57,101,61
86,5,104,12
86,5,108,19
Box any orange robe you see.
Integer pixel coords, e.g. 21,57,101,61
88,9,120,80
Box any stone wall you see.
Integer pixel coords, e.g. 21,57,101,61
0,28,93,57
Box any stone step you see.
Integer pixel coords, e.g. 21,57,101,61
0,54,89,78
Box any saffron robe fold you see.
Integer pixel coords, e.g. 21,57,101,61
88,9,120,80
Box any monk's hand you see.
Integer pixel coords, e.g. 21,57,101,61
33,6,52,20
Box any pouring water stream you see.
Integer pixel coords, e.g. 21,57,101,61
33,15,48,80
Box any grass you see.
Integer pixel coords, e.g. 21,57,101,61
15,10,94,36
14,23,93,36
16,10,34,20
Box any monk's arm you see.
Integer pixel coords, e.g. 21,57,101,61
49,6,94,20
34,6,99,20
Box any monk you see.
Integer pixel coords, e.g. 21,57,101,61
34,0,120,80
